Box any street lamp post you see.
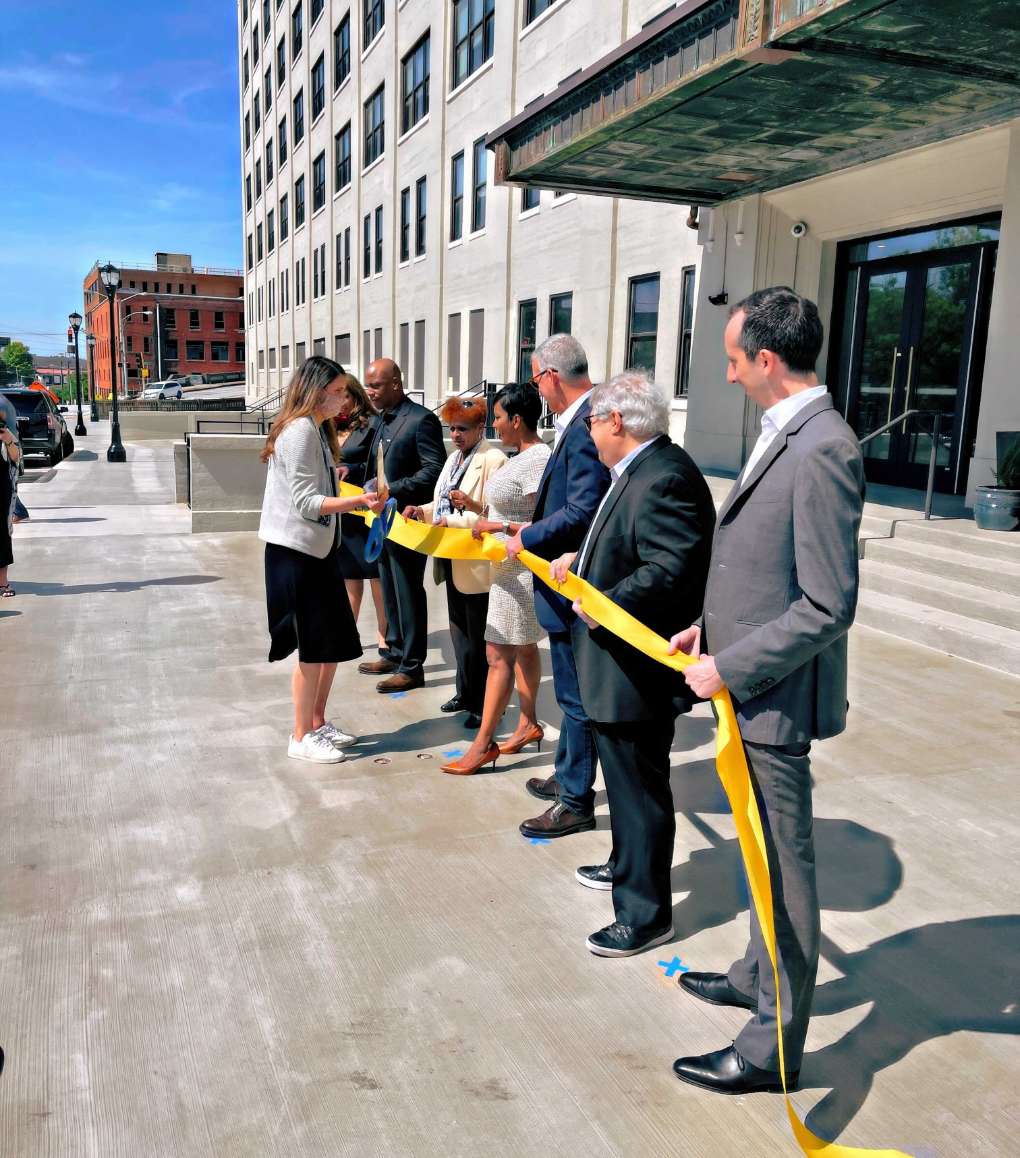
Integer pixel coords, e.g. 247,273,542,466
87,333,98,422
100,263,126,462
69,310,87,436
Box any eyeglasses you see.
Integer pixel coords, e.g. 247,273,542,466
582,413,607,431
526,367,556,389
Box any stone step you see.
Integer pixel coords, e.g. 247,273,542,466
863,536,1020,597
855,588,1020,677
860,558,1020,634
889,516,1020,563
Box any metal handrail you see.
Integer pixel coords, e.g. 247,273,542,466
859,408,947,521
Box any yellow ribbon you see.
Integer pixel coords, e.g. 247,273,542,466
341,485,909,1158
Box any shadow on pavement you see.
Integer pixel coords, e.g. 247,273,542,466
0,609,21,618
68,450,100,461
14,575,222,596
22,517,106,524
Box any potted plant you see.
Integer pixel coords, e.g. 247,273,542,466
974,435,1020,531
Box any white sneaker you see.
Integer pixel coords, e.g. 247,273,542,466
288,731,344,763
317,720,357,747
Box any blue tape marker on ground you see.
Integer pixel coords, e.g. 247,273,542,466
441,748,465,758
527,837,551,845
656,956,688,977
389,692,407,699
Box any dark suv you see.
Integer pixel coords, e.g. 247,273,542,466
0,388,73,466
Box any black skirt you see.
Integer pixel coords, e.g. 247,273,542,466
337,513,378,580
0,461,14,569
265,542,364,664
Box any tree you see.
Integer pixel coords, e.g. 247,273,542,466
1,341,34,382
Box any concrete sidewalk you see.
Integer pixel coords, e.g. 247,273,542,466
1,437,1018,1157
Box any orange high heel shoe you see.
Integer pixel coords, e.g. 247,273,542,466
497,726,544,755
441,742,500,775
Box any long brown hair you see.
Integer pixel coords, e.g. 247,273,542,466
335,372,377,436
260,356,346,463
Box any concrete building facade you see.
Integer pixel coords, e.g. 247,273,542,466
238,0,703,436
84,256,245,397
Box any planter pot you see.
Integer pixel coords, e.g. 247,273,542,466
974,485,1020,532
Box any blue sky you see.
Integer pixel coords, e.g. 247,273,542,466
0,1,241,357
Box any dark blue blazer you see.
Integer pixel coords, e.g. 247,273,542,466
519,398,611,633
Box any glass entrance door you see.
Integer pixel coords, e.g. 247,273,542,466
833,218,998,494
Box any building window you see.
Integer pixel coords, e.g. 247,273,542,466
400,186,410,262
143,336,151,354
247,233,254,269
236,341,245,362
126,335,133,353
264,66,273,113
269,346,277,369
363,84,384,166
292,1,303,58
278,115,288,163
374,204,383,273
334,13,350,89
335,122,351,190
280,192,289,239
293,89,304,143
453,0,494,88
268,278,275,316
246,173,252,212
311,53,325,120
518,298,537,383
263,0,271,33
257,221,264,261
294,175,305,227
268,208,276,251
550,291,572,335
165,308,176,328
254,91,261,132
313,151,326,211
468,308,484,386
313,337,326,357
524,0,557,27
522,187,539,212
268,141,276,188
626,273,660,373
344,226,351,285
186,341,205,361
676,266,696,397
336,233,343,289
296,340,306,366
211,341,230,362
253,23,260,65
311,0,323,24
336,333,351,365
166,338,179,360
258,348,265,369
364,0,384,45
471,137,486,231
363,214,371,279
447,312,461,391
401,33,429,135
296,256,306,305
277,35,286,86
415,175,426,256
281,344,290,368
214,310,225,331
255,157,262,198
313,245,320,298
450,152,464,241
243,49,250,89
245,112,251,151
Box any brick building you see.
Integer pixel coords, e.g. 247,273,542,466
83,254,246,396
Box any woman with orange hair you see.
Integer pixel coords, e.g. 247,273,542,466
403,396,506,726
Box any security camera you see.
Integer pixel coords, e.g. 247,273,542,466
791,221,808,239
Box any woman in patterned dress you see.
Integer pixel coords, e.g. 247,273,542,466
441,383,551,775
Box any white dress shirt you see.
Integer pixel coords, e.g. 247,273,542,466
740,385,829,485
553,389,593,447
575,437,656,574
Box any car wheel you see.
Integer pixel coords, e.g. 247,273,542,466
62,431,74,457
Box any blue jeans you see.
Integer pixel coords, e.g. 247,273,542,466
13,494,28,520
547,630,597,814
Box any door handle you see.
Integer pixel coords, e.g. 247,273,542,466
902,345,915,433
885,346,900,425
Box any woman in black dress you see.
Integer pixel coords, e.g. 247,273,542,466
335,374,387,655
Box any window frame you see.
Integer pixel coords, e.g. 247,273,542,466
363,84,385,167
311,52,325,120
293,88,304,143
450,151,464,242
401,32,430,136
334,12,350,89
675,265,696,398
374,204,383,274
277,35,286,87
400,186,410,263
312,151,326,211
549,291,573,336
363,214,371,280
311,0,324,25
524,0,557,27
294,174,306,228
279,191,289,240
452,0,494,89
265,137,274,185
415,175,427,256
334,121,351,191
517,298,537,385
363,0,384,46
471,137,487,232
264,65,273,113
291,1,303,59
625,272,661,374
522,186,539,212
267,208,276,252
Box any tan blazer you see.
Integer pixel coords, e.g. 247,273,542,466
421,439,507,594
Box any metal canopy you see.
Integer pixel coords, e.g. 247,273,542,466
486,0,1020,207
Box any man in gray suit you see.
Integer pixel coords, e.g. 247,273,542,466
669,286,865,1096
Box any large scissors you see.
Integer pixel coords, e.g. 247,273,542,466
364,496,397,563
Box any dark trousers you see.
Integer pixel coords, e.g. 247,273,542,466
592,716,676,934
442,560,488,713
14,493,28,520
547,630,597,814
377,539,429,675
728,740,819,1073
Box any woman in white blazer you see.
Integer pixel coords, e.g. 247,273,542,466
403,397,506,726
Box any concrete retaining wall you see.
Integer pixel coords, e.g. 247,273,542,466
120,410,252,441
188,433,267,533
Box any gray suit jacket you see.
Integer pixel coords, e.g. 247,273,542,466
704,394,865,745
258,416,338,559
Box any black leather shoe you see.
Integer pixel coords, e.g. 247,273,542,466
575,863,613,891
441,697,466,713
464,713,482,729
678,971,757,1011
526,774,560,801
672,1045,797,1094
519,802,595,839
587,921,674,957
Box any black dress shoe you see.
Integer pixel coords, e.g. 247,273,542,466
587,921,674,957
678,971,757,1011
672,1045,797,1094
575,863,613,891
441,697,466,713
526,774,560,801
519,802,595,839
464,713,482,729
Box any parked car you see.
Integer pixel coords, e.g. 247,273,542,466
0,387,71,465
143,380,185,400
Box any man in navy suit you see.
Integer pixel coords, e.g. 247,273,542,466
505,334,610,839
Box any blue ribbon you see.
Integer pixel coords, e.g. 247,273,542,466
364,497,397,563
